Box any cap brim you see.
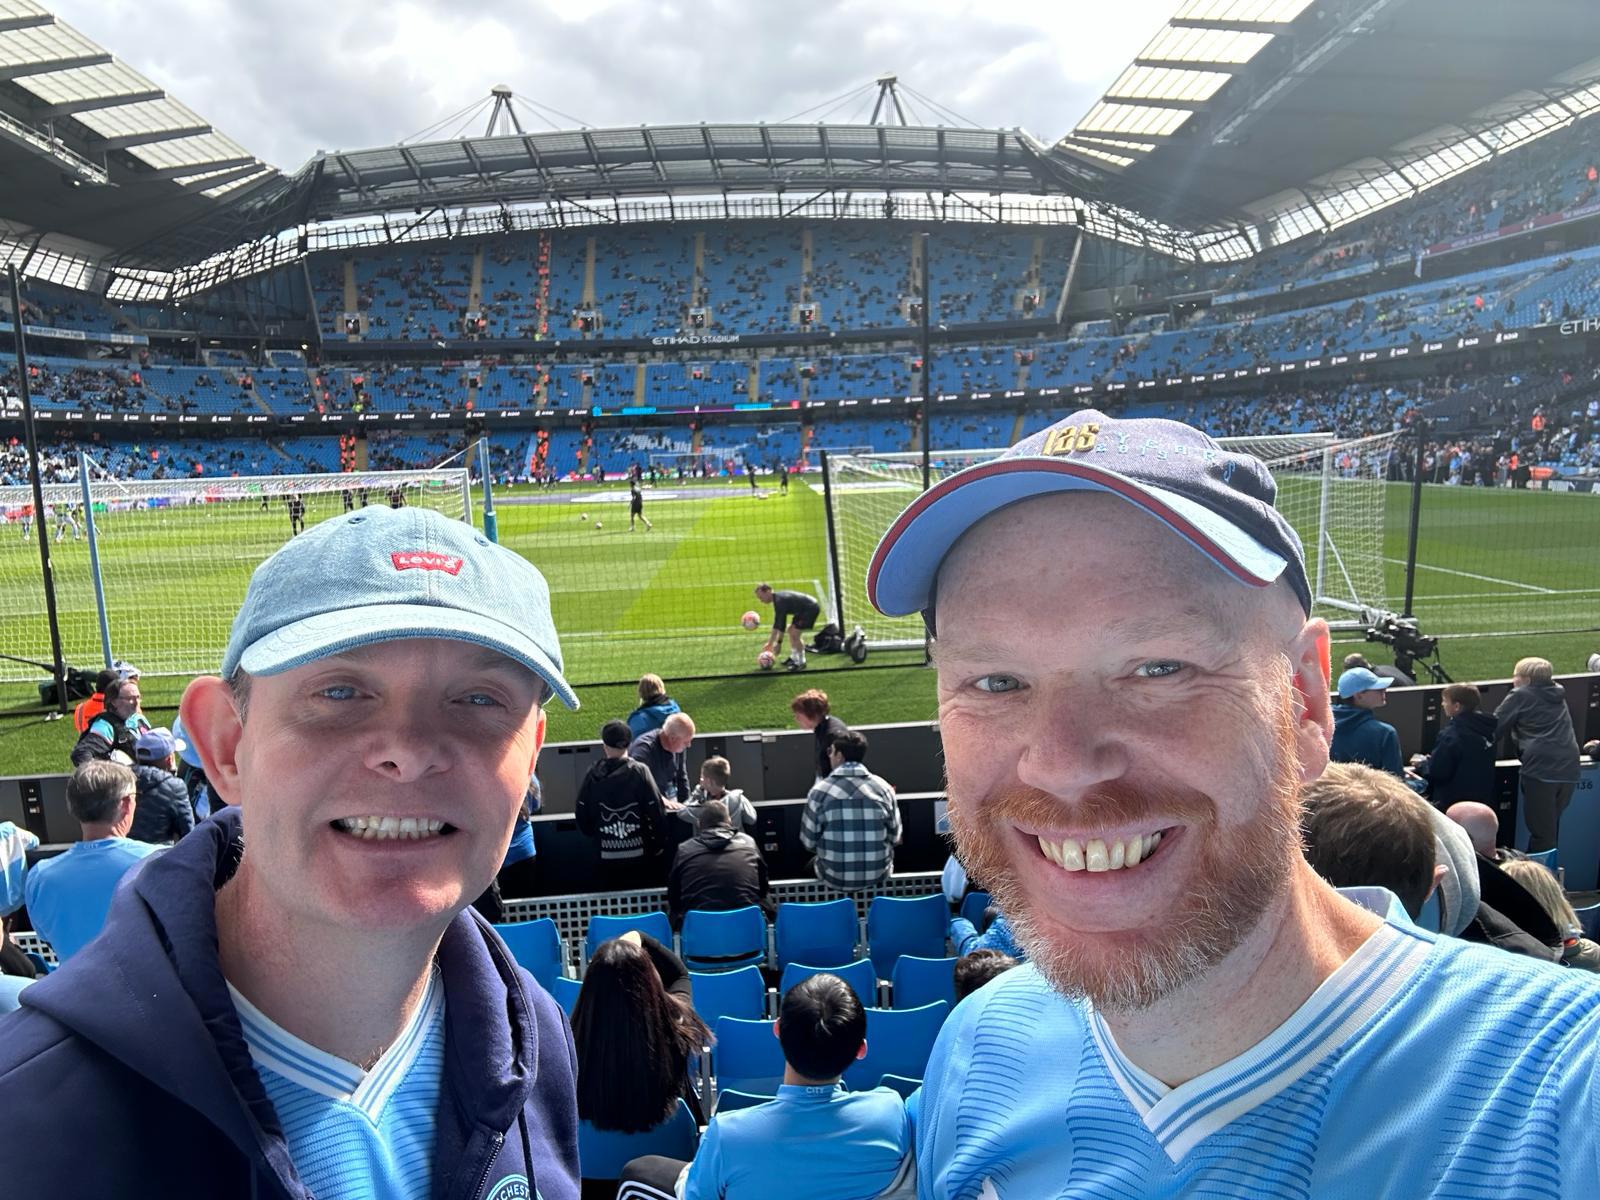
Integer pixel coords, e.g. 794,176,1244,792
867,456,1289,618
236,602,579,710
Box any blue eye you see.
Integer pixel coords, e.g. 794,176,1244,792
1133,661,1185,679
461,693,504,707
317,685,359,701
973,674,1023,694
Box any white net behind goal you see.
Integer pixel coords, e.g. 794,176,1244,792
0,465,470,682
825,432,1401,649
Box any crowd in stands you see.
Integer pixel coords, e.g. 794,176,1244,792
1140,114,1600,300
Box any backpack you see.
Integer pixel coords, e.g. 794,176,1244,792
808,622,846,654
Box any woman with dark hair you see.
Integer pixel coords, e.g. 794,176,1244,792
571,931,710,1138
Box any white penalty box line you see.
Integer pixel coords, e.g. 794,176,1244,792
1382,557,1556,594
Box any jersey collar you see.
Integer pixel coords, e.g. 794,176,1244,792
229,964,444,1124
1089,898,1433,1162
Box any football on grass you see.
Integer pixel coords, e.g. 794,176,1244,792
757,650,775,670
741,611,760,630
594,521,603,530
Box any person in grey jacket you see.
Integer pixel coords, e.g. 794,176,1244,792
1494,657,1581,854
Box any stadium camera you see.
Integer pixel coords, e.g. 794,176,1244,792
1365,612,1450,683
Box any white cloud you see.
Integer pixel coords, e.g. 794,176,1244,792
40,0,1179,171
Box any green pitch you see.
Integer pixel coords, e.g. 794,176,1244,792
0,474,1595,700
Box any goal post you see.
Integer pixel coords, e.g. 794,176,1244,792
0,458,471,682
822,431,1402,650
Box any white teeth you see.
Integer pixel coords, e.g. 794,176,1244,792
1037,831,1165,874
334,816,449,841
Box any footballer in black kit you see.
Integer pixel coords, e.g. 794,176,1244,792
754,583,820,670
629,480,653,531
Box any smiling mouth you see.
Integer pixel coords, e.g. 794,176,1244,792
1033,829,1174,873
330,816,457,841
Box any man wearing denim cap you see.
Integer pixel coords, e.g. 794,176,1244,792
1330,665,1403,776
873,410,1598,1199
0,506,581,1200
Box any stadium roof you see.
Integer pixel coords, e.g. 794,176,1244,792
0,0,281,271
1058,0,1600,232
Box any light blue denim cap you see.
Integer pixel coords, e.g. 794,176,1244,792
220,506,577,710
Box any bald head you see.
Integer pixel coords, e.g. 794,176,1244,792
661,712,696,753
1446,802,1501,858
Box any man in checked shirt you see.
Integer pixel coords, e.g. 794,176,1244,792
800,729,901,891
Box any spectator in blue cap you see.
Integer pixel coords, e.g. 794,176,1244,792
0,505,582,1200
1330,666,1403,776
864,408,1598,1197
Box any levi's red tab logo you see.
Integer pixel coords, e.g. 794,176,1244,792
391,551,464,575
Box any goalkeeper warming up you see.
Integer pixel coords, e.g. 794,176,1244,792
754,583,820,671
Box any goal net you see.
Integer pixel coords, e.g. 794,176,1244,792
0,462,471,682
824,432,1402,650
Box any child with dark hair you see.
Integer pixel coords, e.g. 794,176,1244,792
954,949,1019,1002
618,972,915,1199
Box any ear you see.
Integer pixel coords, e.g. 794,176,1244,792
771,1019,781,1041
1427,863,1447,900
180,676,245,808
1288,617,1333,783
855,1038,869,1062
527,706,548,776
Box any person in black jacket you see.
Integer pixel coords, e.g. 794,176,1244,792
666,800,771,930
69,676,150,768
127,727,196,845
791,687,849,779
1411,683,1498,809
577,720,669,888
629,712,694,805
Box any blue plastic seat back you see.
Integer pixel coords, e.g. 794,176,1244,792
1574,902,1600,941
778,958,877,1008
958,890,991,928
1526,847,1559,874
843,1002,949,1092
714,1088,776,1113
584,911,673,964
492,918,565,992
712,1015,787,1096
551,975,581,1017
689,965,767,1027
775,898,858,969
878,1073,922,1101
891,955,957,1011
681,905,767,971
866,894,947,979
578,1098,698,1180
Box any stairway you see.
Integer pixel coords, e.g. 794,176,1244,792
342,261,359,341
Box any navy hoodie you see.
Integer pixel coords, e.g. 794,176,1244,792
1418,709,1499,808
1330,703,1404,776
0,809,579,1200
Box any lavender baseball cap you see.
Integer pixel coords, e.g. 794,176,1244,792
868,408,1312,623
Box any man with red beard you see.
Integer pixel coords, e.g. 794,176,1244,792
867,410,1598,1199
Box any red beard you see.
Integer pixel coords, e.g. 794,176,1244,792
947,706,1302,1013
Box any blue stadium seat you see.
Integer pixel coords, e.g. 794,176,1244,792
584,911,674,964
878,1074,923,1101
775,897,859,969
713,1089,776,1114
578,1098,698,1181
712,1016,788,1096
891,956,957,1011
550,975,581,1017
1526,848,1560,875
958,891,991,927
681,905,767,971
492,918,565,991
689,965,767,1027
1574,902,1600,941
778,959,878,1008
843,1002,949,1092
866,894,948,979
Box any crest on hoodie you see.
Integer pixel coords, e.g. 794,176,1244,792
485,1175,533,1200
